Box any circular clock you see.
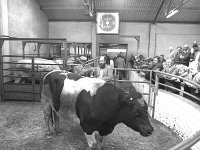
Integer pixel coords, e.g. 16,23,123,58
100,14,116,31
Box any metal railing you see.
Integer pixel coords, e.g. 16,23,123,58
112,68,200,150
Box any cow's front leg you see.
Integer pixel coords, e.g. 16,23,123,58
95,132,115,150
84,131,98,149
95,132,104,150
53,112,62,135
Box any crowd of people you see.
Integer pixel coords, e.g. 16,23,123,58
128,41,200,101
73,41,200,102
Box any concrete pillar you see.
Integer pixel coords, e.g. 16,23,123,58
91,22,97,58
0,0,10,101
149,24,157,58
0,0,10,55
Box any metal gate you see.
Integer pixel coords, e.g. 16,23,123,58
0,38,67,101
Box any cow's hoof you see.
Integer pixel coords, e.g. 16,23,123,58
46,134,52,139
45,131,52,138
55,128,62,135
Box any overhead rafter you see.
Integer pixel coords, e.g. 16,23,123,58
153,0,167,24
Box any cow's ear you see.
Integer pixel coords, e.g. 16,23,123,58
129,86,137,94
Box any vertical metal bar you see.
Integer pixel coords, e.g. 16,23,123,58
148,70,152,107
152,91,156,118
38,43,40,58
114,68,117,86
31,57,35,101
154,72,159,96
63,40,67,70
22,41,26,59
152,72,159,118
0,40,5,101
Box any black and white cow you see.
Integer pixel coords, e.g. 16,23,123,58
41,70,153,149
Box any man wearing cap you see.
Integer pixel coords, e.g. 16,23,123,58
95,56,113,82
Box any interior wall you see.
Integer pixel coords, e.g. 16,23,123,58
8,0,49,55
119,22,150,57
155,23,200,58
49,22,149,59
48,21,200,61
49,22,92,43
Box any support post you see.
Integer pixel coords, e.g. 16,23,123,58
0,39,4,101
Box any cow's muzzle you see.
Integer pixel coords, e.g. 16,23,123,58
140,127,153,137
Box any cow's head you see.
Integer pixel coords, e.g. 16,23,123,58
119,86,153,137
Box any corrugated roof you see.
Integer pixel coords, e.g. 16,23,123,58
36,0,200,23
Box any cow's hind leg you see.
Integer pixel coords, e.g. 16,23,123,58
43,103,53,138
53,111,62,135
41,97,53,138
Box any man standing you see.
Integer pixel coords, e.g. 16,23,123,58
115,53,126,80
95,56,113,82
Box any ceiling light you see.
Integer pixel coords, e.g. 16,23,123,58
166,8,179,18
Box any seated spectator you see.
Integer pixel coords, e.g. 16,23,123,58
163,63,188,94
193,44,200,66
170,65,189,82
182,62,199,99
143,56,163,81
152,56,163,71
160,55,166,63
159,59,176,79
169,46,177,62
175,45,191,66
190,41,199,62
139,58,153,77
140,57,149,69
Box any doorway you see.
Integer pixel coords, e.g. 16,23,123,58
99,43,128,58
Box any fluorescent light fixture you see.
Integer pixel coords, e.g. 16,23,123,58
166,8,179,18
107,49,126,53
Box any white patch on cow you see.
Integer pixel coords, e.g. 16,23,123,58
62,77,105,97
130,97,133,101
84,131,98,147
137,98,145,107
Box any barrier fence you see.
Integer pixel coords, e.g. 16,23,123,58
113,67,200,150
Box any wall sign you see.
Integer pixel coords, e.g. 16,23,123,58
96,12,119,34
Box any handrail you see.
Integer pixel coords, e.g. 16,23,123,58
169,130,200,150
154,70,200,89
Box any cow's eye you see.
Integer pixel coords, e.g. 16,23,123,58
135,112,140,116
